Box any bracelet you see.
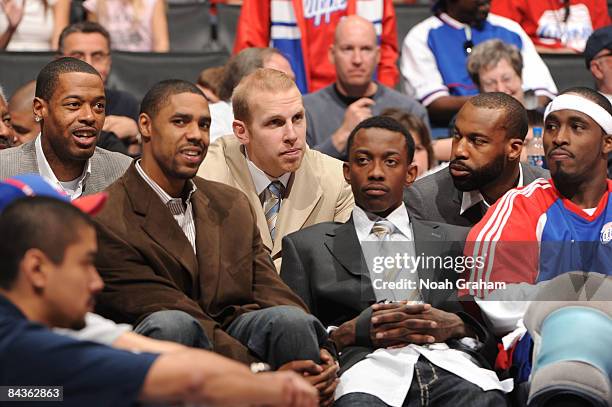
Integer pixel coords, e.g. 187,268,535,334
250,362,271,374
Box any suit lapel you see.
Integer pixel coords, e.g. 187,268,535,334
274,151,323,255
126,166,199,279
191,188,221,306
412,219,446,303
326,219,376,303
22,141,40,173
224,142,273,250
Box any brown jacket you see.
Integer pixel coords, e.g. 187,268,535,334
94,163,308,363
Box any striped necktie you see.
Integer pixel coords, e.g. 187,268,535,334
264,180,284,241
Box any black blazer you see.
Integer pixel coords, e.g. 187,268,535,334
280,217,496,371
404,163,550,227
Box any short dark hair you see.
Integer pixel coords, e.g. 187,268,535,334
561,86,612,115
0,197,94,289
347,115,416,162
218,47,285,101
35,57,101,102
468,92,529,140
140,79,205,118
58,21,111,54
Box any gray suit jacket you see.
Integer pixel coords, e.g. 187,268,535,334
404,163,550,227
0,140,132,195
281,217,497,372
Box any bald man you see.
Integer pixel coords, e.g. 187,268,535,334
8,81,39,146
303,15,429,161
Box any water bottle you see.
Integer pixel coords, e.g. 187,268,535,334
526,127,545,168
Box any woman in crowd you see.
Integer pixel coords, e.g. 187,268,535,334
467,39,544,162
0,0,70,50
381,107,437,179
84,0,169,52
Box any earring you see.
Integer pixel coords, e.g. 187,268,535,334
35,116,41,122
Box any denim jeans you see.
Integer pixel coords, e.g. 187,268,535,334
335,357,509,407
134,310,212,349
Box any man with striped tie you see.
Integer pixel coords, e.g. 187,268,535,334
93,79,340,404
199,68,354,270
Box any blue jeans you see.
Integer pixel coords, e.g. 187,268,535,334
227,305,327,369
134,310,212,349
335,357,509,407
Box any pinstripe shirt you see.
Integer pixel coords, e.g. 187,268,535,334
135,160,197,253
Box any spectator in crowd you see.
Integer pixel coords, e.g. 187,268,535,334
281,115,511,407
210,47,295,142
404,92,549,227
94,79,338,404
0,58,132,197
0,0,69,50
490,0,610,53
585,25,612,104
380,107,437,178
304,16,428,161
400,0,557,126
198,69,354,269
0,86,14,150
83,0,169,52
467,39,546,162
234,0,399,93
584,25,612,177
7,80,39,146
0,194,318,407
58,21,141,155
197,65,225,103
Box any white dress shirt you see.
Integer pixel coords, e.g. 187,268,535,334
335,205,513,406
245,151,291,197
35,134,92,200
135,160,198,253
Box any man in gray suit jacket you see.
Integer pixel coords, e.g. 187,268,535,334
405,92,549,227
281,116,509,407
0,58,130,196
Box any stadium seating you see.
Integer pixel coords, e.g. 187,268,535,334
167,1,214,52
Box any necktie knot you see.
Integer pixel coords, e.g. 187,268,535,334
267,180,284,199
264,181,284,241
371,220,395,239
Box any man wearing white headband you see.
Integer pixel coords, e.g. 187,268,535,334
462,87,612,328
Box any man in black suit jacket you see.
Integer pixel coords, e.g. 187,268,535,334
405,92,549,227
281,116,509,407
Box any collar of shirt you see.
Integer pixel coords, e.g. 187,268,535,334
135,159,197,205
438,12,468,30
460,164,524,215
0,294,25,321
244,149,291,196
353,202,414,242
35,134,91,200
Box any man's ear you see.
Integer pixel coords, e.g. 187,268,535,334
233,119,250,145
343,161,351,184
404,163,418,187
506,137,524,162
138,113,152,142
20,248,52,292
32,97,46,123
602,133,612,155
328,44,336,66
590,60,604,81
